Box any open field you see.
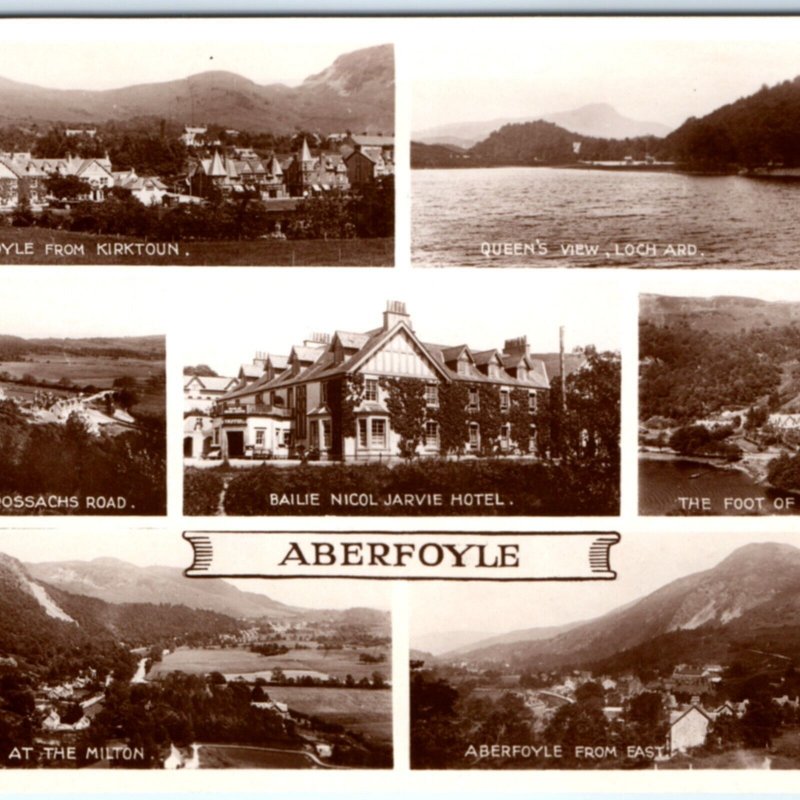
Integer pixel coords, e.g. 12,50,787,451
0,227,394,266
0,355,165,418
663,729,800,769
197,744,317,769
264,686,393,744
149,646,389,682
0,356,162,386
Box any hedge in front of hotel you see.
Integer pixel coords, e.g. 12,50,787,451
216,459,618,517
183,469,225,516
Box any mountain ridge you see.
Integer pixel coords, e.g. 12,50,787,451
0,45,393,134
452,542,800,670
415,103,671,147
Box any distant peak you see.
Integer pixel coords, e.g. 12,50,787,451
717,542,800,569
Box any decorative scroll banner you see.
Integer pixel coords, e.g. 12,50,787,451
183,531,620,581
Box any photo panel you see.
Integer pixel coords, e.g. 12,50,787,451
411,17,800,268
0,269,167,516
0,528,393,770
179,269,622,518
410,530,800,770
638,273,800,517
0,19,395,268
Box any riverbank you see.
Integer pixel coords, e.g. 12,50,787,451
639,447,773,485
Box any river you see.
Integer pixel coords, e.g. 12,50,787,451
413,167,800,267
639,457,800,516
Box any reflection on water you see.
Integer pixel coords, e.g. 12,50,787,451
413,167,800,267
639,457,799,516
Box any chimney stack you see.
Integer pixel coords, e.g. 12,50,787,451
503,336,529,358
382,300,411,332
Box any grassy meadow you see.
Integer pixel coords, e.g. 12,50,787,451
0,227,394,266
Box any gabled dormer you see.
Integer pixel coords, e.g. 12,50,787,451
473,349,504,380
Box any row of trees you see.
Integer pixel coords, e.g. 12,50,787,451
640,320,796,422
14,176,394,241
0,402,166,515
411,667,794,770
415,77,800,172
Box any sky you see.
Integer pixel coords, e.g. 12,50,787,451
0,529,390,610
410,531,800,646
0,19,384,89
179,269,621,377
640,272,800,304
0,269,169,338
411,18,800,132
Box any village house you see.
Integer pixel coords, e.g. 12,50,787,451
65,128,97,138
113,169,169,206
184,374,238,459
667,704,712,754
208,300,551,461
0,155,49,210
283,138,350,197
343,134,395,187
180,126,208,147
188,150,289,199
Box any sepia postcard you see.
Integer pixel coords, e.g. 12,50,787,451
3,10,800,798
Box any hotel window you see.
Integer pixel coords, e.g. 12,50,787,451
457,360,469,376
529,424,537,453
358,419,368,448
371,418,387,448
281,430,292,447
425,384,439,407
255,429,266,446
500,390,510,411
468,422,480,450
322,420,332,449
321,382,329,403
365,378,379,402
425,420,439,447
468,388,479,410
500,423,510,443
529,392,538,413
488,364,500,379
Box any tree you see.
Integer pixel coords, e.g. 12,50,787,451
508,387,534,453
434,382,470,456
46,174,89,201
475,384,502,455
381,377,427,458
561,351,621,466
371,671,387,689
740,698,780,748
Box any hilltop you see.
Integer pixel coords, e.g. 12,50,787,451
0,45,393,134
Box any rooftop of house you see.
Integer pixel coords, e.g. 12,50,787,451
217,302,553,406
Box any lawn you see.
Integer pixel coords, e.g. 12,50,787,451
197,745,316,769
150,646,389,682
0,226,394,266
263,686,393,744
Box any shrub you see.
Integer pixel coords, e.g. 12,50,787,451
184,469,225,515
214,459,618,517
